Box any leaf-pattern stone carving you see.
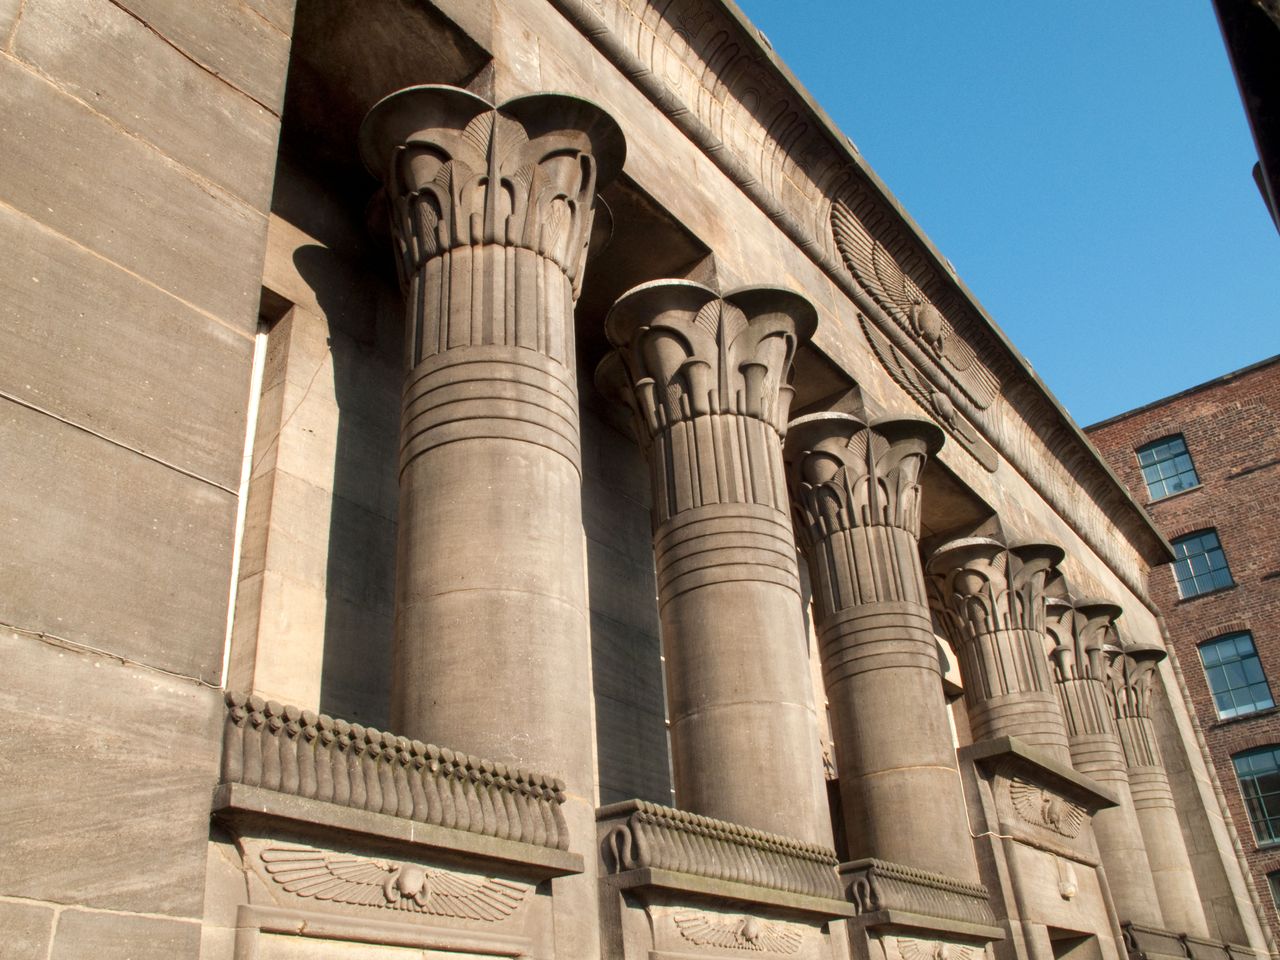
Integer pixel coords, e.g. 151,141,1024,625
1008,778,1087,838
260,845,527,921
673,912,803,954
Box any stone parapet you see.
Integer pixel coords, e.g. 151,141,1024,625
221,692,570,851
1122,922,1260,960
598,800,843,901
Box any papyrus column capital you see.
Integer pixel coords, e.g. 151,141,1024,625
361,84,625,294
926,538,1071,758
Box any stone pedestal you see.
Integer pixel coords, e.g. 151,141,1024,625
360,84,625,958
784,413,980,886
1109,643,1210,938
927,538,1073,764
1046,597,1164,929
598,281,832,846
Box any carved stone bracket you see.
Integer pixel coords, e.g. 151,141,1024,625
598,800,843,903
220,692,572,855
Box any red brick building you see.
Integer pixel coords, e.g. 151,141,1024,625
1088,355,1280,940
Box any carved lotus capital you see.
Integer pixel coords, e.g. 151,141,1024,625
783,412,943,540
360,84,625,292
597,281,816,444
926,538,1064,644
1108,640,1167,719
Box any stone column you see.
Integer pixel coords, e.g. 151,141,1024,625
1045,595,1165,927
927,538,1073,764
597,281,832,846
1109,641,1211,936
360,86,624,955
784,413,979,884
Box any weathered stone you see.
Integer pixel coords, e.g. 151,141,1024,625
12,0,280,211
0,629,221,916
50,910,201,960
0,403,235,682
0,56,266,328
0,203,253,491
0,900,55,960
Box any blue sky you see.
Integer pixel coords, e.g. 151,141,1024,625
734,1,1278,425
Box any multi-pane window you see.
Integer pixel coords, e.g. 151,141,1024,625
1234,746,1280,845
1200,632,1274,719
1171,530,1234,598
1270,871,1280,913
1137,435,1200,501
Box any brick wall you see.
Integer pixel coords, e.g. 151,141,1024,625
1088,356,1280,940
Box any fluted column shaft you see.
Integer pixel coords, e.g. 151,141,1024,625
928,539,1073,763
598,281,832,846
785,414,979,883
361,86,624,958
1046,597,1164,927
1111,644,1210,936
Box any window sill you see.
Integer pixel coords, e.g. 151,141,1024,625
1176,583,1237,604
1148,483,1202,506
1210,705,1280,729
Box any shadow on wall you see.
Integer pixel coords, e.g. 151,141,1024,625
293,242,401,730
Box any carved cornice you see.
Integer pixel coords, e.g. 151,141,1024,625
221,692,569,851
544,0,1169,602
598,799,842,900
360,85,624,370
840,858,996,928
597,281,814,523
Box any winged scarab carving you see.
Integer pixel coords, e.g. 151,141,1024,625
260,845,527,921
673,911,803,953
894,937,977,960
1008,779,1087,838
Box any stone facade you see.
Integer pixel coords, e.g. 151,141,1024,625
1088,355,1280,948
0,2,1270,959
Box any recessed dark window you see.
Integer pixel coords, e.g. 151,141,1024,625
1171,530,1233,598
1234,746,1280,845
1269,871,1280,913
1200,632,1274,719
1137,435,1200,501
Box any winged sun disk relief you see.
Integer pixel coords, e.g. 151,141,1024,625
260,846,527,922
1008,779,1087,838
673,911,803,954
894,937,978,960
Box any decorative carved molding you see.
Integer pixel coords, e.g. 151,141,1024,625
260,844,528,921
544,0,1166,604
221,692,569,851
885,935,978,960
598,281,814,526
599,800,842,900
841,858,996,927
673,911,803,954
1008,777,1087,838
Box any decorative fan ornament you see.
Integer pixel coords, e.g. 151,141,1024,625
673,911,803,953
260,846,527,921
1008,779,1087,838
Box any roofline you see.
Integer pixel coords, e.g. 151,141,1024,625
1084,353,1280,431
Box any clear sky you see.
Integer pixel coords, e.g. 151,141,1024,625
734,0,1278,425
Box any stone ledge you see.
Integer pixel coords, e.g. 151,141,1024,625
840,858,998,930
606,867,856,921
1122,922,1260,960
598,799,843,901
844,908,1005,942
960,736,1119,810
213,783,583,879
